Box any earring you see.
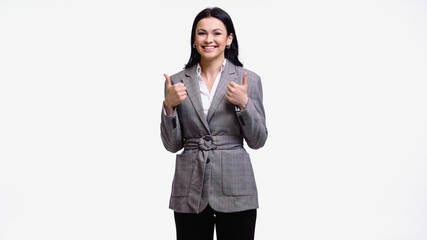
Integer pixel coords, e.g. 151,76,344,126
193,43,196,48
226,44,231,49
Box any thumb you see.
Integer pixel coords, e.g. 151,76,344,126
242,72,248,86
164,74,172,86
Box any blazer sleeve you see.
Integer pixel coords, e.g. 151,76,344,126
160,79,183,153
236,73,268,149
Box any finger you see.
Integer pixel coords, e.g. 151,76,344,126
178,90,187,97
164,74,172,87
174,82,187,92
180,79,188,93
174,85,187,94
174,82,185,88
242,72,248,86
178,92,187,101
227,85,234,93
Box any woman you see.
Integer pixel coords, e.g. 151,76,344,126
160,7,267,240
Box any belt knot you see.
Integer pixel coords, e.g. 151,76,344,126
198,135,217,151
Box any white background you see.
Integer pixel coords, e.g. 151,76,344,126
1,0,426,239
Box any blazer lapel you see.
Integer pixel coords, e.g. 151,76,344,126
183,66,210,133
207,62,237,122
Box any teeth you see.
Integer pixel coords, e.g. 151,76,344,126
205,46,215,49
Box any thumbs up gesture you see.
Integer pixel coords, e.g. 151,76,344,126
163,74,187,115
226,72,249,110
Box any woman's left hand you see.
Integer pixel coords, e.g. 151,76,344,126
226,72,249,110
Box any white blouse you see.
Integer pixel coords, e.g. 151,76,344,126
196,59,227,119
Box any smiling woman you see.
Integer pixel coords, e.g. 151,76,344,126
193,17,234,94
194,18,232,63
185,7,243,69
160,6,267,240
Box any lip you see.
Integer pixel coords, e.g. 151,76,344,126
202,45,218,52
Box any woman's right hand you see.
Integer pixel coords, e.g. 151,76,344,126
163,74,187,115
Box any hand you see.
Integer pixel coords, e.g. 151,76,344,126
226,72,248,109
163,74,187,115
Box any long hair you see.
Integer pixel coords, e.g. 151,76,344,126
185,7,243,69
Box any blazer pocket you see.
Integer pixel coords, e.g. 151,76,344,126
221,151,257,196
171,153,195,197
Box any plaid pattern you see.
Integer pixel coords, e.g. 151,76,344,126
161,62,267,213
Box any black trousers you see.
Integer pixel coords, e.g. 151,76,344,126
174,205,257,240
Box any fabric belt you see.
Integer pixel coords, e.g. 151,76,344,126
184,135,243,213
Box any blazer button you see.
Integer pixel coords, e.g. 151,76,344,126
204,136,211,142
206,158,211,164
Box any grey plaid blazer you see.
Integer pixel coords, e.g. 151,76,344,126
160,62,267,213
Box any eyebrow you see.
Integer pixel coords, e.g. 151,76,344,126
196,28,224,32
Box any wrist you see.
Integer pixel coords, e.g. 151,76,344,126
239,97,249,110
163,99,172,108
163,100,175,115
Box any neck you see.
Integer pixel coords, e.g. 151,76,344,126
200,56,225,75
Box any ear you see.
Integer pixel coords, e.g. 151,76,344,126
227,33,234,46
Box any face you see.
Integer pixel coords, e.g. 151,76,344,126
194,17,234,62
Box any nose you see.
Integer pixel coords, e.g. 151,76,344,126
205,33,213,43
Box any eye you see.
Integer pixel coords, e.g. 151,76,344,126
214,32,222,35
197,32,206,35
